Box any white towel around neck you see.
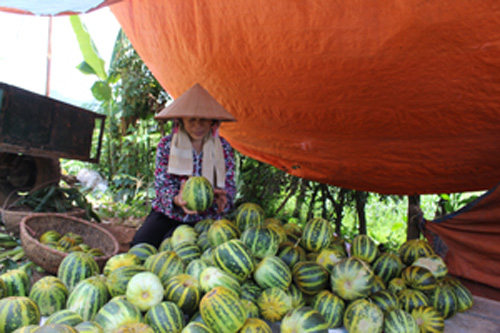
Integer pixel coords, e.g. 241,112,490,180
167,128,226,188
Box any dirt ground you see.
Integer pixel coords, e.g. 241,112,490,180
98,216,143,253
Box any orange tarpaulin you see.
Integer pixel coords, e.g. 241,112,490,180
423,184,500,289
109,0,500,195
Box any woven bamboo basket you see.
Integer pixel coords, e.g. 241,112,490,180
2,206,86,237
20,213,119,274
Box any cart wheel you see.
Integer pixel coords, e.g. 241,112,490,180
0,153,60,207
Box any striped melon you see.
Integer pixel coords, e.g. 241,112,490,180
182,322,212,333
280,306,328,333
57,252,99,292
44,309,84,326
300,218,333,252
310,290,345,328
288,283,306,308
106,265,148,297
282,222,303,237
330,257,375,301
343,299,384,333
398,289,429,313
143,250,185,286
94,296,143,331
196,231,211,252
126,272,164,312
194,218,215,234
145,301,185,333
171,225,198,248
212,239,255,283
253,255,292,290
240,280,263,303
388,277,407,294
351,234,380,264
199,266,241,296
158,237,173,252
257,287,292,322
185,258,211,282
0,278,5,299
316,247,346,272
428,284,458,319
74,321,104,333
29,276,68,316
369,290,399,315
66,275,109,321
15,325,43,332
0,268,30,297
200,286,247,333
114,323,154,333
398,239,434,266
292,261,329,296
239,318,272,332
164,274,201,315
241,299,260,318
384,309,419,333
372,252,403,284
207,219,240,247
34,324,78,332
182,176,214,212
277,242,307,268
235,202,266,231
128,243,158,264
241,225,280,259
442,276,474,312
412,255,448,279
173,241,201,264
401,266,437,291
266,222,288,244
103,253,142,276
411,306,445,333
0,296,40,333
40,230,62,244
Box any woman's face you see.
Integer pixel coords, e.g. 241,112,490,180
181,117,213,141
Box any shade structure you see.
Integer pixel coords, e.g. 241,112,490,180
2,0,500,195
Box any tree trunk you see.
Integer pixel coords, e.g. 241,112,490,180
355,191,367,235
407,195,421,240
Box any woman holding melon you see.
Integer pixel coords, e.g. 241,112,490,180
130,83,237,248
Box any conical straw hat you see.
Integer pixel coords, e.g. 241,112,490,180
155,83,236,121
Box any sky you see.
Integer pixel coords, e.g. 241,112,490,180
0,7,121,106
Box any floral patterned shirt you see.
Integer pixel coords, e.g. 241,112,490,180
151,134,236,223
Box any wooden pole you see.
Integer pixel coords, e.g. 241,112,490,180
407,194,421,240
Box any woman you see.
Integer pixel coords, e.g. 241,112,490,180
130,83,237,248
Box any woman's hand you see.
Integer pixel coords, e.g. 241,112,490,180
173,181,197,215
213,188,228,213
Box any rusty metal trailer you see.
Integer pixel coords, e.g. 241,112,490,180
0,82,105,205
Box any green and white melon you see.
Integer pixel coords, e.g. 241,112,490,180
241,225,280,259
253,255,292,290
106,264,148,298
351,234,380,264
66,275,109,321
310,290,345,328
369,289,399,315
57,252,99,292
412,255,448,279
239,318,272,333
234,202,266,231
199,286,247,333
34,324,78,332
384,309,419,333
102,252,142,276
0,268,30,297
411,306,445,333
428,284,458,319
211,239,255,283
114,323,154,333
94,296,143,331
288,283,306,308
158,237,172,252
240,280,262,303
29,276,68,316
280,306,328,333
343,298,384,333
398,239,435,266
126,272,164,312
442,276,474,312
0,296,40,333
171,225,198,248
181,322,212,333
185,258,211,282
128,243,158,264
330,257,375,301
300,217,333,252
164,274,201,315
182,176,214,212
44,309,84,327
316,247,346,272
194,218,215,234
196,232,211,252
241,299,260,318
398,289,429,313
292,261,329,297
173,241,201,264
207,219,240,247
277,242,307,269
256,287,292,323
401,266,437,291
143,250,185,286
387,277,407,294
199,266,241,296
372,252,404,284
73,321,104,333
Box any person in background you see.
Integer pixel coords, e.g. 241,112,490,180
130,83,237,248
